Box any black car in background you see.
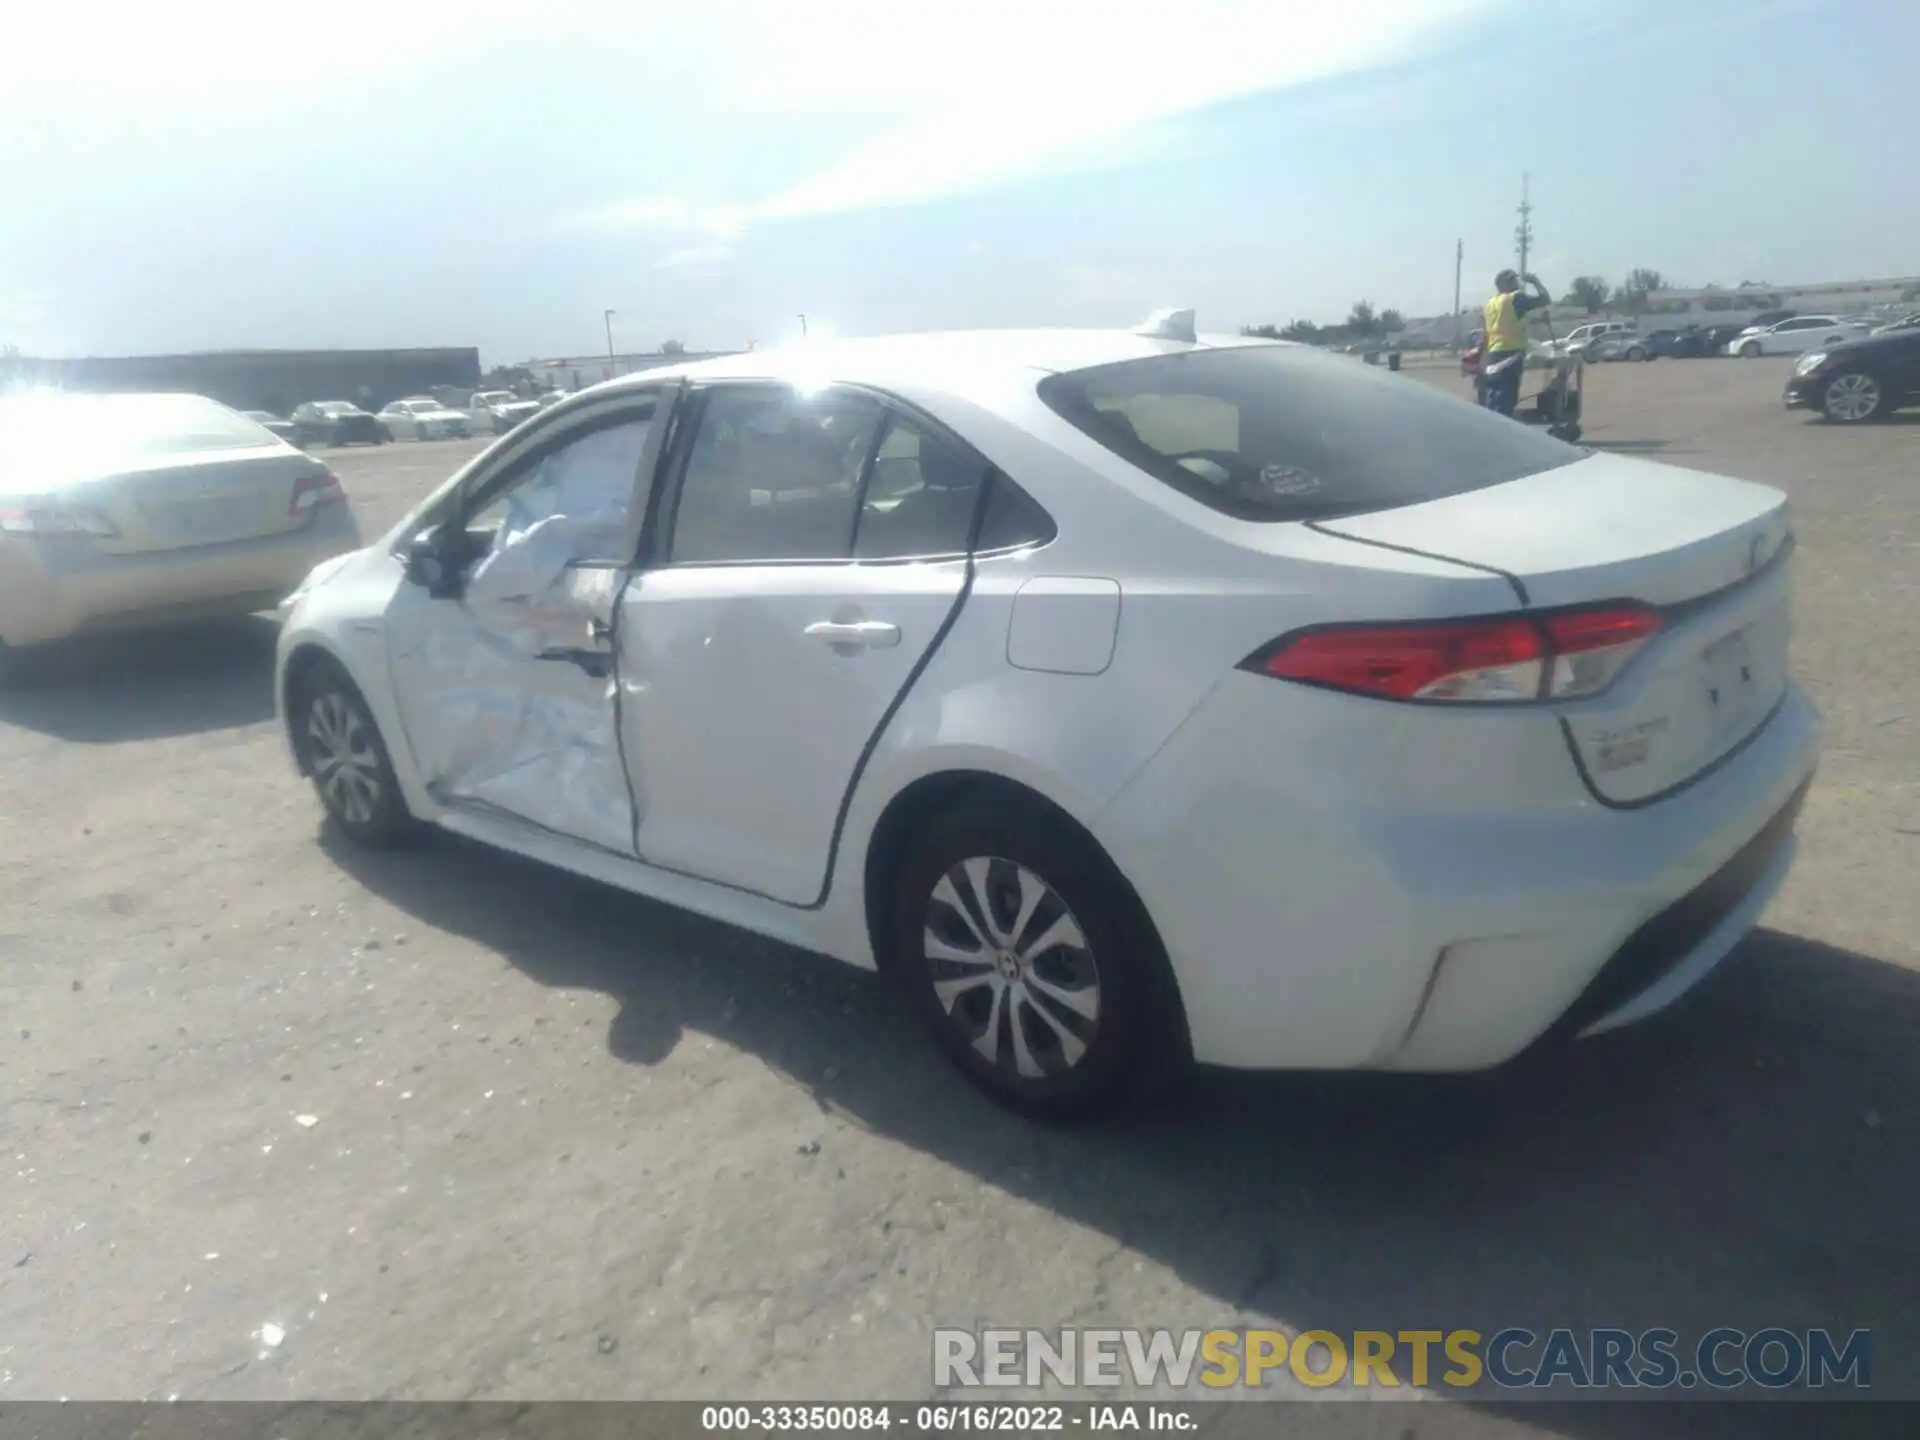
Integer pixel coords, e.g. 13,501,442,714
291,400,389,447
241,409,299,443
1648,327,1715,358
1784,327,1920,424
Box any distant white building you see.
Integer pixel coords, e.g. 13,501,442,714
526,349,746,392
1623,276,1920,328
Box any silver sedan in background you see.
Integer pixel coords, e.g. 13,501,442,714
376,397,472,441
0,391,362,680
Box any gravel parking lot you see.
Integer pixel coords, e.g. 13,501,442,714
4,360,1916,1425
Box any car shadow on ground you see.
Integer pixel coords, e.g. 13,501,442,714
0,615,279,742
322,830,1918,1428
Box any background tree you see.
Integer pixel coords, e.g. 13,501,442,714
1901,283,1920,303
661,338,686,356
1280,319,1322,343
1377,308,1405,334
1239,323,1283,340
1567,275,1612,313
1346,300,1378,338
1618,268,1667,310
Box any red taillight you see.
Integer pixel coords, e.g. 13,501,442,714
1247,604,1662,703
289,468,346,517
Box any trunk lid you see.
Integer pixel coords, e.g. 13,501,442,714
86,448,329,555
1315,452,1795,803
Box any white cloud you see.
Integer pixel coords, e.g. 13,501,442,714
555,0,1501,236
655,245,737,274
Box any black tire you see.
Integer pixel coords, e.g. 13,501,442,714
288,658,416,847
1740,340,1762,358
1820,371,1885,425
1627,345,1647,361
888,798,1177,1122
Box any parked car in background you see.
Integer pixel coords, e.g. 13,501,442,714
292,401,389,447
0,392,359,680
537,390,571,410
1727,315,1870,358
1700,324,1749,356
1745,309,1797,331
1651,327,1715,359
1548,321,1634,360
1870,312,1920,336
465,390,542,435
275,323,1818,1118
1593,333,1656,362
377,397,471,441
242,409,299,443
1784,327,1920,424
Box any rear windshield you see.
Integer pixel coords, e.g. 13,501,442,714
1037,344,1582,522
0,392,278,478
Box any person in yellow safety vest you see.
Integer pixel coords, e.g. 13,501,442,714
1479,268,1551,417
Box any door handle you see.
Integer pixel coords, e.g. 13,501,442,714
536,646,613,679
804,619,902,651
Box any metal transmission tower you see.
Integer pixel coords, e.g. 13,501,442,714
1515,172,1534,276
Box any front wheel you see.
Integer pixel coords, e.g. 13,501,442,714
290,660,415,846
1627,345,1647,361
1740,340,1763,358
1821,371,1884,424
890,801,1175,1121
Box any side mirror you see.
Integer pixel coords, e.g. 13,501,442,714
404,530,462,599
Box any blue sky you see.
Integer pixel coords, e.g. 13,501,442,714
1,0,1913,365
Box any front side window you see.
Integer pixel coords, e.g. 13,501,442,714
466,411,655,562
667,386,883,564
1039,344,1583,523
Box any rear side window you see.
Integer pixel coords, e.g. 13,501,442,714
1037,345,1583,522
850,417,1055,559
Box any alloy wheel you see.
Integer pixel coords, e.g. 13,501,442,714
1824,373,1881,423
923,856,1101,1081
307,690,383,825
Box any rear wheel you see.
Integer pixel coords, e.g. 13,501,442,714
290,659,415,846
889,800,1173,1121
1821,371,1884,424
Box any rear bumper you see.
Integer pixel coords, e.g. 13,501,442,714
1099,676,1822,1072
0,504,362,647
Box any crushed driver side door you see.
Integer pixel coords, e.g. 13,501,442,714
383,385,681,854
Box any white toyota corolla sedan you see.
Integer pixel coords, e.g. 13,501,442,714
275,315,1820,1119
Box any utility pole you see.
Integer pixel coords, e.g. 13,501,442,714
797,313,808,338
1453,237,1464,349
1514,172,1534,278
603,309,618,381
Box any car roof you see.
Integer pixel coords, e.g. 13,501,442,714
584,327,1276,404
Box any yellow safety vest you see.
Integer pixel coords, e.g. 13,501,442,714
1483,292,1528,353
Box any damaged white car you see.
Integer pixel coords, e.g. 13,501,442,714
277,320,1819,1119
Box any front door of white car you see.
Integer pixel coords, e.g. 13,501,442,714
616,384,981,905
1768,318,1831,354
382,388,677,854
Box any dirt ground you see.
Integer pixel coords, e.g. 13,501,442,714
3,358,1916,1428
